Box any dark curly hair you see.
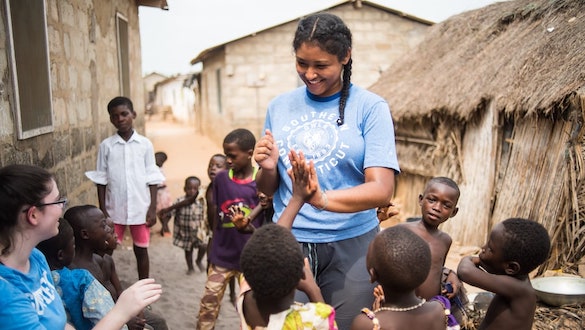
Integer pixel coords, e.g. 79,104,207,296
241,224,304,302
293,12,352,126
0,164,54,255
224,128,256,152
500,218,551,274
370,226,431,293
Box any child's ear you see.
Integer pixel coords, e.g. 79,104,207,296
368,267,378,283
504,261,521,275
450,206,459,218
57,249,65,261
80,229,90,239
418,194,424,205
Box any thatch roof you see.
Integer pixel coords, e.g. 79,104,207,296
370,0,585,122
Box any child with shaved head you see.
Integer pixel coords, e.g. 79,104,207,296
352,226,450,330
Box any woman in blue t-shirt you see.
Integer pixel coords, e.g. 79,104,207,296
254,13,400,330
0,164,162,330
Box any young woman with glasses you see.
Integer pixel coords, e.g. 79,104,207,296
0,164,162,330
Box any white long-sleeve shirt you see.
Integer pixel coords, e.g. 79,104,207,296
85,132,164,225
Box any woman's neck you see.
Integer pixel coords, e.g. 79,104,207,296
0,236,34,273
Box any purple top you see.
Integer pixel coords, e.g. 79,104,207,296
208,169,263,270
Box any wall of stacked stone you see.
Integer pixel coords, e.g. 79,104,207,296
0,0,146,206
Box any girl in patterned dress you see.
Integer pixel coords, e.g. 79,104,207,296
166,176,206,274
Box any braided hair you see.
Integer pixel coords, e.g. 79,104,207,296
293,13,352,126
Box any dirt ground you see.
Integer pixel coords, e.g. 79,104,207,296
111,114,484,330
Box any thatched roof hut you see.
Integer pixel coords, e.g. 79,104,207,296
370,0,584,272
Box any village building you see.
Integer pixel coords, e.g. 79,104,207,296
0,0,168,204
189,0,432,143
369,0,584,273
150,73,200,125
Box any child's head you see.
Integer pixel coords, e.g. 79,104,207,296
37,218,75,270
293,12,352,124
241,224,304,302
223,129,256,172
367,226,431,294
207,154,227,182
480,218,550,276
184,176,201,197
64,205,113,253
155,151,168,168
418,177,460,226
107,96,136,133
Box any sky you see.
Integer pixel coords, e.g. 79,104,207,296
139,0,502,76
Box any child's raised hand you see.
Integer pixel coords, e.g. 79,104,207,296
287,149,318,202
253,129,279,171
372,284,385,310
230,205,250,230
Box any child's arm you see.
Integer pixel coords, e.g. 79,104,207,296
106,255,123,301
297,258,324,303
457,256,529,299
146,184,158,227
230,204,260,233
160,191,200,216
276,150,318,229
97,184,109,218
441,267,464,299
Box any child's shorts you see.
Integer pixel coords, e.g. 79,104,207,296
114,224,150,248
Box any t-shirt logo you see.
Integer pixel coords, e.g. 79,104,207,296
286,119,338,163
27,270,57,315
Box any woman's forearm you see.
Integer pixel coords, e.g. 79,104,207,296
255,167,279,196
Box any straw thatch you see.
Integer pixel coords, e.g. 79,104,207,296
369,0,585,273
371,0,584,121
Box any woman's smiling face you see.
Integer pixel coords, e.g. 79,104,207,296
295,42,349,97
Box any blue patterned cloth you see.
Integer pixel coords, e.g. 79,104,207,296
52,267,124,330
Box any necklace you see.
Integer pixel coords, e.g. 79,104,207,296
374,298,426,312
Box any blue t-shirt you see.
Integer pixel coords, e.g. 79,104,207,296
264,85,400,242
53,267,117,330
0,249,67,329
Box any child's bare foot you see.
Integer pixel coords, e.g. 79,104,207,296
186,268,195,275
196,261,205,272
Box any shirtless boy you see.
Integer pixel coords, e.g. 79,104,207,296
457,218,550,330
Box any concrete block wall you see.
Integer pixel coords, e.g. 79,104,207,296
0,0,146,206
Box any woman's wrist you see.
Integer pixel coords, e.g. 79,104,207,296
311,190,328,211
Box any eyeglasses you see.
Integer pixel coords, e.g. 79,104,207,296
23,197,68,213
37,197,68,209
